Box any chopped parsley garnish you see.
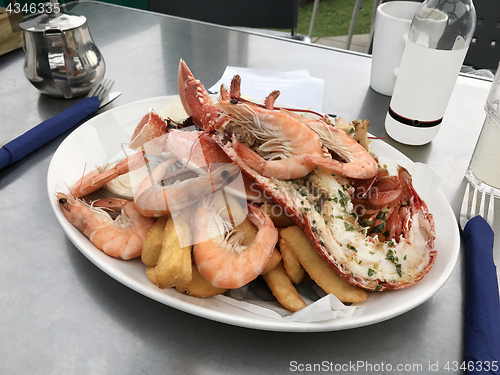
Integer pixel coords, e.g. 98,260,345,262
386,249,396,262
361,219,373,227
368,268,376,276
375,210,387,221
386,250,403,277
347,244,357,252
396,264,402,277
338,190,349,208
371,222,385,233
344,222,356,232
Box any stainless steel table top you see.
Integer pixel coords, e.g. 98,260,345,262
1,1,497,374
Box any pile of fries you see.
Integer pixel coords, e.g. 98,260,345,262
141,197,367,312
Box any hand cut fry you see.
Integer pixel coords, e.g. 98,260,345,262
260,202,296,228
233,211,281,274
262,261,307,312
262,247,282,274
278,238,305,284
175,261,227,298
146,210,192,289
145,266,157,284
280,226,367,303
141,215,169,266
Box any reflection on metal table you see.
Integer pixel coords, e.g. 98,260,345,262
0,1,497,374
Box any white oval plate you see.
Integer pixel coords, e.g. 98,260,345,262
47,96,460,332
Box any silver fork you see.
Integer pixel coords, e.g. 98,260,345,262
459,182,495,230
87,78,115,104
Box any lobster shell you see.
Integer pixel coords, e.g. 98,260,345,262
212,133,437,292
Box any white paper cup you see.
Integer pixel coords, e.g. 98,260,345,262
370,1,420,96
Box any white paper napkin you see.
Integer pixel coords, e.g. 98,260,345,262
213,281,373,322
208,66,325,112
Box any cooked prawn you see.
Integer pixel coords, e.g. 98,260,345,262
192,195,278,289
166,129,270,203
56,193,154,260
216,101,323,180
70,152,148,198
133,159,241,217
283,110,378,180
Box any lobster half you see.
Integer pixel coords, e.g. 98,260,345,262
177,59,437,291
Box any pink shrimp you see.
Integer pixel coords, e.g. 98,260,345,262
70,152,148,198
133,159,241,217
216,100,323,180
192,199,278,289
166,129,270,203
178,60,322,180
283,110,378,180
56,193,154,260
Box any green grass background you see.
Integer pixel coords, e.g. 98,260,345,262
297,0,375,38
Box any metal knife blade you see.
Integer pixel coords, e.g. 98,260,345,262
100,91,121,108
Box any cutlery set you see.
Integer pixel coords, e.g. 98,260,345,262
0,79,119,170
460,183,499,371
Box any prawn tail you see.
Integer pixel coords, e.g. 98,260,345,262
304,155,344,175
304,154,377,180
246,204,270,229
233,141,265,172
70,152,148,198
246,204,278,257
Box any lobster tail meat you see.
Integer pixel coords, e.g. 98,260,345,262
212,132,436,291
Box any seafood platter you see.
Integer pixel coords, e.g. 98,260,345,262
48,60,460,331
